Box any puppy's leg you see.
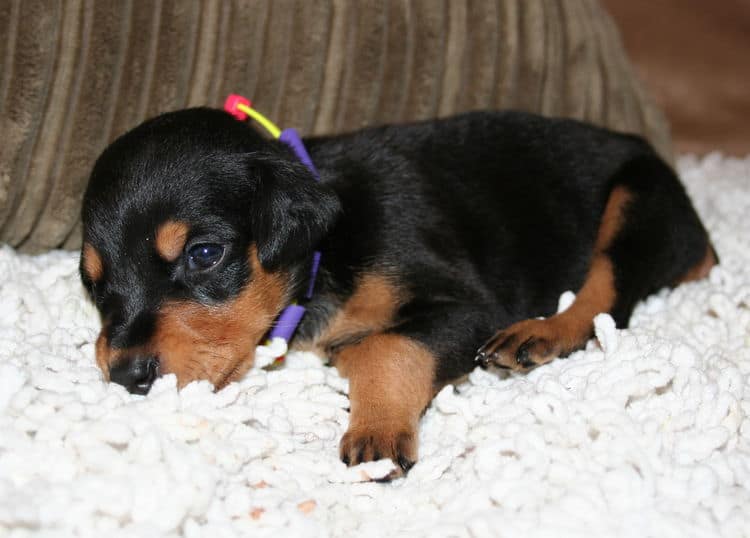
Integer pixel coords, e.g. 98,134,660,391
477,156,715,371
335,305,490,476
477,251,620,370
336,333,436,477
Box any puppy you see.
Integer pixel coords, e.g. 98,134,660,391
80,108,716,476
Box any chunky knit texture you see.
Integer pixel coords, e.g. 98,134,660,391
0,154,748,537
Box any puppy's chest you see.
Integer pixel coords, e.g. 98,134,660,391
290,274,404,358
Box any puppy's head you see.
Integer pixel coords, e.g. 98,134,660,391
80,108,339,393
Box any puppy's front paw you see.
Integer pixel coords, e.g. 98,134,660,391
340,424,417,479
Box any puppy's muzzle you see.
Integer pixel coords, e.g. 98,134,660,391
109,354,160,395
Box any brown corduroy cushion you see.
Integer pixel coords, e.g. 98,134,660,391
0,0,670,253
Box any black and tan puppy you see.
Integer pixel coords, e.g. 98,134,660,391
80,108,716,475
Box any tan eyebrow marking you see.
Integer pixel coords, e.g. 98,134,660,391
82,242,104,281
155,220,190,262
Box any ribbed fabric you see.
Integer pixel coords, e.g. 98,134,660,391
0,0,671,252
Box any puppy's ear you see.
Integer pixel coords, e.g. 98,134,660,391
248,153,340,270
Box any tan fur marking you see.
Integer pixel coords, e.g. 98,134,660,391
336,333,436,474
552,254,615,340
95,246,287,389
596,185,632,249
677,244,717,284
155,246,286,388
558,255,617,334
293,274,404,355
155,220,190,262
95,332,111,380
82,242,104,282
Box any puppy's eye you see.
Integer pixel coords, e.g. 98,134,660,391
187,243,225,271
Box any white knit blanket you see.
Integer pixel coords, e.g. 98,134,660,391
1,155,748,538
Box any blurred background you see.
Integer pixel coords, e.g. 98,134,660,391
603,0,750,156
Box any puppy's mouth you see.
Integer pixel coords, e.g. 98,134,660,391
95,292,283,394
98,337,262,394
94,246,288,394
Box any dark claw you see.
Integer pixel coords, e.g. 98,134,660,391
397,455,415,473
520,359,537,369
342,454,350,465
474,350,490,367
477,331,504,359
356,445,366,465
515,338,533,364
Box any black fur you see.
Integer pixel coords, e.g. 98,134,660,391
299,112,712,382
82,107,712,385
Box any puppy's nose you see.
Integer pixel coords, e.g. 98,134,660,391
109,355,159,395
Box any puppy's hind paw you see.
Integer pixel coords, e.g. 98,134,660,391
476,318,583,372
